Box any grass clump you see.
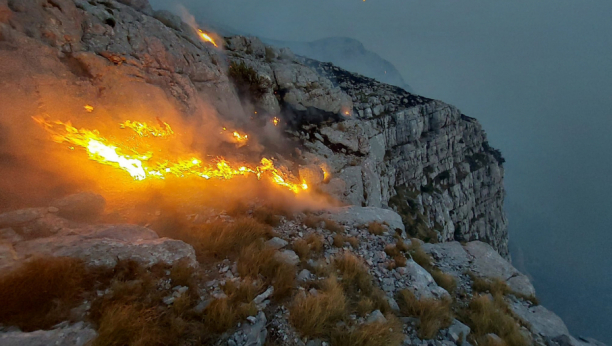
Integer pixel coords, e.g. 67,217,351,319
367,222,386,235
466,295,528,346
430,270,457,295
323,219,344,233
333,234,346,248
384,244,400,257
0,257,90,331
345,236,360,248
237,241,297,299
333,253,374,297
397,289,452,339
304,215,322,229
292,234,324,260
330,315,404,346
289,276,347,337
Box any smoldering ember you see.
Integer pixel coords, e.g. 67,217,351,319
0,1,606,346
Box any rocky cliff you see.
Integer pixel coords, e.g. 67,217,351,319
0,1,603,346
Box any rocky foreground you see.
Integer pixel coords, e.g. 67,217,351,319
0,192,605,346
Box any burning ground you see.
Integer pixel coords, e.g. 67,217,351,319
0,1,604,346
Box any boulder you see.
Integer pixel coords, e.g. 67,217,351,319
50,193,106,222
448,319,471,343
0,322,96,346
399,259,450,299
13,224,197,268
0,208,47,228
265,237,288,250
320,206,404,232
273,250,300,266
464,241,535,297
509,301,569,338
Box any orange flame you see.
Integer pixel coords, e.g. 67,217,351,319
120,119,174,138
198,29,218,47
33,116,308,193
273,117,280,126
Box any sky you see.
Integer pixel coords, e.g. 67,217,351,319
152,0,612,341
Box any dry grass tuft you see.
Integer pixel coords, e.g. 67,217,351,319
289,276,347,337
237,241,296,299
345,236,360,248
397,289,452,339
367,222,386,235
356,297,376,317
0,257,89,331
406,240,432,270
169,260,196,289
252,206,282,227
293,238,311,259
396,239,410,252
431,270,457,295
384,244,401,257
333,234,346,248
323,219,344,233
306,233,324,253
467,295,528,346
330,315,404,346
304,215,322,229
333,252,373,296
393,255,407,267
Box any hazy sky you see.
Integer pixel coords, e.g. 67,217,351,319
152,0,612,341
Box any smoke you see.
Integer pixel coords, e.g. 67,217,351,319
0,8,337,215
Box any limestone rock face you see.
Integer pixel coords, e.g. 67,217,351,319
0,0,506,258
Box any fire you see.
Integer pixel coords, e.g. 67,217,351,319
273,117,280,126
232,131,248,142
84,105,94,113
120,119,174,138
33,116,308,193
198,29,218,47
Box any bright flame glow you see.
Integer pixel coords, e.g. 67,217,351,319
198,29,218,47
233,131,248,142
120,119,174,138
273,117,280,126
33,116,307,193
84,105,94,113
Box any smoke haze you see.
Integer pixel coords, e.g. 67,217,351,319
150,0,612,342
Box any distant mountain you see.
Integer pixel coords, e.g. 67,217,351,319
262,37,414,93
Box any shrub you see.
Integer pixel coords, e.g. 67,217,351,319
397,289,452,339
367,222,385,235
0,257,89,331
289,276,347,337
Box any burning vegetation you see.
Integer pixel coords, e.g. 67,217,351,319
31,116,308,193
